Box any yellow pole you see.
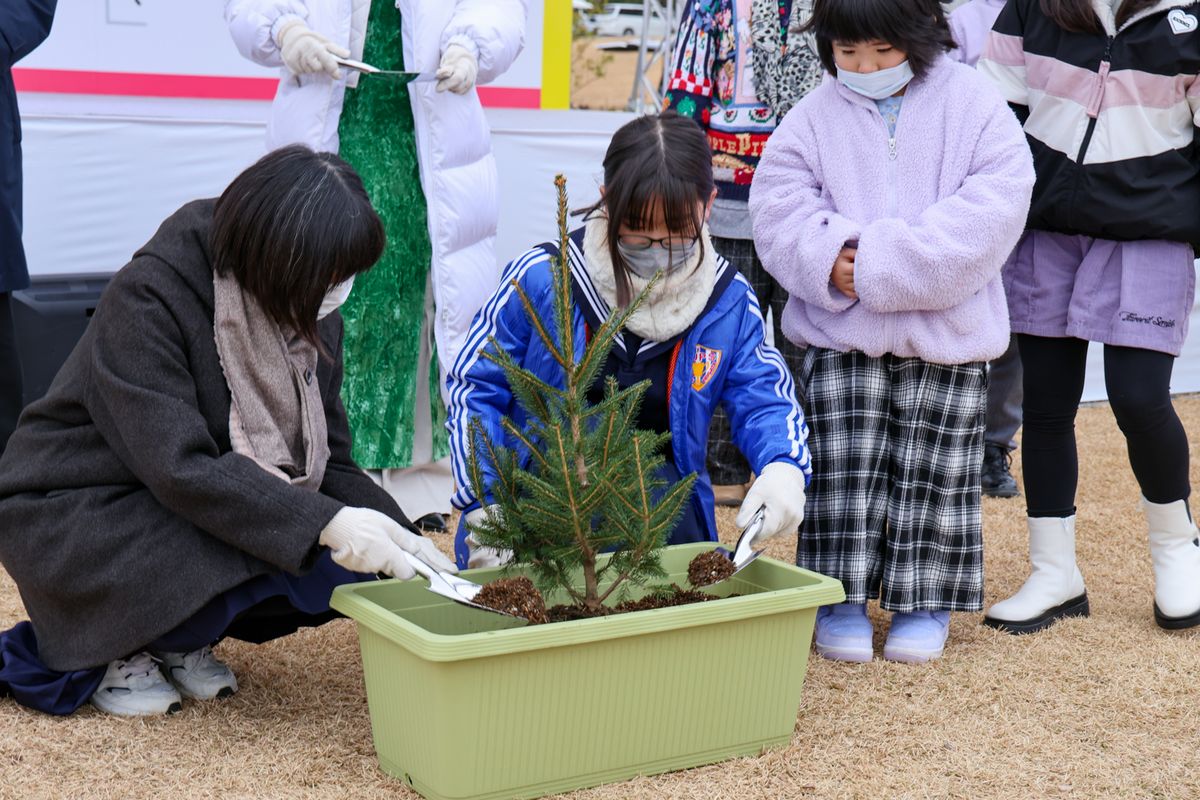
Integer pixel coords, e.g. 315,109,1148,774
541,0,573,109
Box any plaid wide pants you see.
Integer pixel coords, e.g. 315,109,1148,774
799,348,987,612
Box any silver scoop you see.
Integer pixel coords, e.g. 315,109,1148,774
711,505,766,581
399,551,524,620
336,56,436,83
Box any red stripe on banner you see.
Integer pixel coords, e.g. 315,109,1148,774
12,68,542,108
477,85,541,109
13,68,278,100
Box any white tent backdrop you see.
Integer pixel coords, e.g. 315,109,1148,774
15,101,1199,405
17,97,631,283
13,0,576,281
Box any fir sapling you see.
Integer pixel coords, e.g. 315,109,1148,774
465,175,697,613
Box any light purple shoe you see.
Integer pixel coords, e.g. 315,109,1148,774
883,610,951,664
814,603,873,662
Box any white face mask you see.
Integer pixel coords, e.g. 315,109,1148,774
317,276,355,320
617,240,700,280
837,60,914,100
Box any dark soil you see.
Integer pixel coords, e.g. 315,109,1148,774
473,577,549,624
543,583,725,623
616,585,721,612
687,550,736,587
544,603,608,623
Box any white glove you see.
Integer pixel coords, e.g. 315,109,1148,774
276,20,350,79
464,505,513,569
736,462,807,546
320,507,458,579
435,43,478,94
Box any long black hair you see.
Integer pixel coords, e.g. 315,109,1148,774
804,0,955,78
1039,0,1158,32
580,112,714,307
210,145,385,346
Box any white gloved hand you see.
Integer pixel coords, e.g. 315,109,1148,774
736,462,807,546
276,20,350,79
435,43,478,94
320,507,458,579
464,505,513,569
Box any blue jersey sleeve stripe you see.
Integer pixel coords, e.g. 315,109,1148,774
736,274,810,473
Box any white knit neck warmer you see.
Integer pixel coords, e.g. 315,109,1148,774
582,215,717,343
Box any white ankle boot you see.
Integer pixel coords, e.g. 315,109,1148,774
984,516,1089,634
1142,497,1200,630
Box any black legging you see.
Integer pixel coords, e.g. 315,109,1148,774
1019,334,1190,517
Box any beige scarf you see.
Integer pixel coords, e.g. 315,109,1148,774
213,270,330,491
583,216,717,343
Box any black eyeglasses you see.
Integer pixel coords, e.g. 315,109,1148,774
617,234,700,252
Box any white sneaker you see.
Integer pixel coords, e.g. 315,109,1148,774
91,652,183,717
154,646,238,700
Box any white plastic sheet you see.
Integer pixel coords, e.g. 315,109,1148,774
15,99,1199,401
19,100,631,280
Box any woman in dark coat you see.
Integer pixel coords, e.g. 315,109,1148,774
0,146,455,717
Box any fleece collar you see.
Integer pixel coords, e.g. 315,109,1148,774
1092,0,1197,35
572,216,718,345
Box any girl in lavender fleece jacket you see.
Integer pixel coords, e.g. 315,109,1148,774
749,0,1034,664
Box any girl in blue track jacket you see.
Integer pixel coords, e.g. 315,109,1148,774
446,113,812,570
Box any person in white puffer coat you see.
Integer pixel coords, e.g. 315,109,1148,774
225,0,527,532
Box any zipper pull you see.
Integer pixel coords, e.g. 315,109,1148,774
888,137,897,161
1087,35,1115,119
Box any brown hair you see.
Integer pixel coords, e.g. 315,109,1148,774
210,145,385,346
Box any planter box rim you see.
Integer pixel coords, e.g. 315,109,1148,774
332,543,845,663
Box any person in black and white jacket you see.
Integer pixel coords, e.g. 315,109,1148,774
980,0,1200,634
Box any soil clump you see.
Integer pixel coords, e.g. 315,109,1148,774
687,550,736,587
473,577,549,624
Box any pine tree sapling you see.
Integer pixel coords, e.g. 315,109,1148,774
465,175,697,613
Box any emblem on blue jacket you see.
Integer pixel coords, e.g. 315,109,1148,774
691,345,723,391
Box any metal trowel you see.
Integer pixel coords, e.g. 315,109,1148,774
399,551,525,620
711,505,767,581
336,56,436,84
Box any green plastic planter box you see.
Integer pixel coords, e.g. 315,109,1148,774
331,542,844,800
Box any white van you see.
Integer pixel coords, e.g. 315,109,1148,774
586,3,668,38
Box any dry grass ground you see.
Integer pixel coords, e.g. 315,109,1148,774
3,398,1200,799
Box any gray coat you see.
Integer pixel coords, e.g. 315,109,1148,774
0,200,411,671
